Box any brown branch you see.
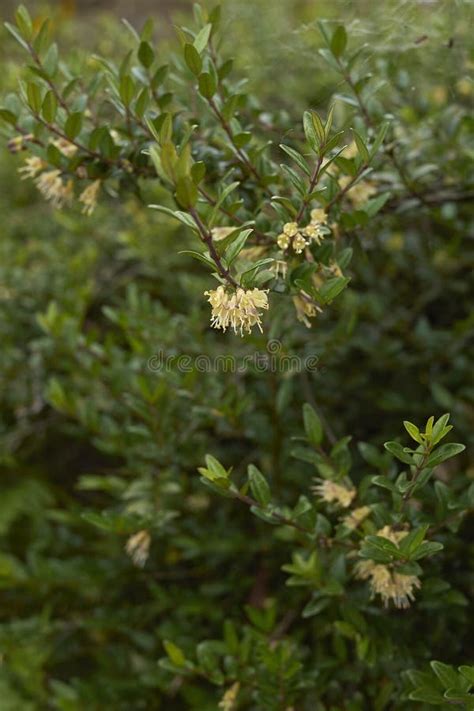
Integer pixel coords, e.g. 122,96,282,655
189,207,239,287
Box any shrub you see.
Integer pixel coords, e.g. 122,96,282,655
0,2,472,709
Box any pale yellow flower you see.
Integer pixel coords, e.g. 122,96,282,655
293,233,307,254
293,292,321,328
218,682,240,711
354,560,421,609
310,208,328,224
18,156,46,180
277,233,290,250
377,525,407,545
79,179,101,216
205,285,269,336
283,222,299,237
51,137,78,158
342,505,371,530
272,260,288,279
7,133,33,153
339,176,376,208
326,260,343,277
312,479,356,508
303,223,325,245
35,170,74,209
125,530,151,568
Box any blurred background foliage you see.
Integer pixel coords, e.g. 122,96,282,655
0,1,473,709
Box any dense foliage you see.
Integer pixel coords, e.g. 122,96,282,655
0,2,473,709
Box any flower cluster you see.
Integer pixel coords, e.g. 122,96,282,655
78,179,101,216
18,154,101,215
355,526,421,609
276,209,328,254
293,292,322,328
341,505,371,530
34,169,74,209
355,559,421,609
312,478,356,508
218,682,240,711
338,176,377,208
125,529,151,568
204,286,269,336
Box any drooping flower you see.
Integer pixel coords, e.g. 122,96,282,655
293,292,322,328
338,176,377,207
354,560,421,609
377,525,408,545
342,505,371,530
283,221,299,237
35,170,74,209
272,259,288,279
18,156,46,180
218,682,240,711
125,529,151,568
51,137,78,158
204,285,269,336
312,478,356,508
303,223,325,245
7,133,33,153
293,233,307,254
277,232,290,250
79,179,101,216
310,207,328,225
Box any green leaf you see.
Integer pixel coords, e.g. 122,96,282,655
426,443,465,468
175,177,198,209
194,23,212,54
352,129,369,163
178,250,216,270
360,535,402,563
431,413,451,445
119,75,135,106
184,43,202,76
430,661,461,690
15,5,33,40
64,111,83,140
4,21,30,51
303,111,320,152
459,667,474,685
319,276,351,304
198,72,217,99
225,228,252,265
411,541,443,560
0,108,17,126
191,161,206,184
280,144,311,176
370,121,390,158
409,688,445,704
403,420,423,444
331,26,347,58
135,87,150,118
303,403,323,446
248,464,271,507
384,441,413,465
138,40,155,68
163,640,186,667
26,82,42,114
42,90,57,123
398,525,429,556
371,475,398,493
